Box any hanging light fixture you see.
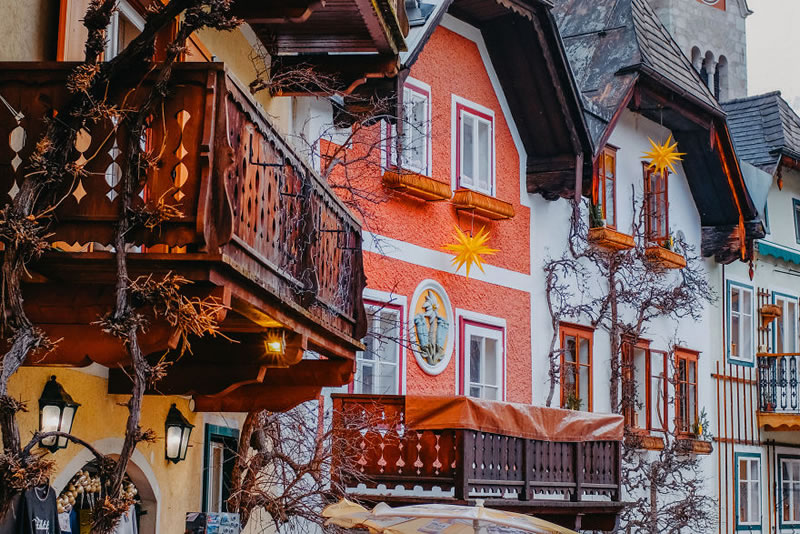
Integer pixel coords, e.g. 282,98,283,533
264,328,286,356
164,403,194,464
38,375,80,452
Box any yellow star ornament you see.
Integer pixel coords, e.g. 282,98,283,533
442,225,498,278
642,135,686,175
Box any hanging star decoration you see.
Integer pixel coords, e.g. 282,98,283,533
443,225,498,278
642,135,686,175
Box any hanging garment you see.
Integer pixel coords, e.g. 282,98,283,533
18,486,61,534
111,506,136,534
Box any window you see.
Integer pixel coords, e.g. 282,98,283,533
736,453,761,529
675,349,699,434
728,282,754,364
794,199,800,245
105,1,145,60
455,100,494,195
560,324,593,411
460,320,504,400
623,341,668,431
203,425,239,513
775,293,799,354
643,164,669,244
593,146,618,228
781,456,800,526
354,301,403,395
398,81,431,174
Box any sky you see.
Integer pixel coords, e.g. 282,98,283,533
747,0,800,111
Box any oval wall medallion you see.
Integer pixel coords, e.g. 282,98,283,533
409,279,454,375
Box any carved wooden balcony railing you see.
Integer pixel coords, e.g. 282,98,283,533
331,394,624,532
0,62,366,411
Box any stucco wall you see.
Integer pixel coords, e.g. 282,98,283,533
0,0,58,61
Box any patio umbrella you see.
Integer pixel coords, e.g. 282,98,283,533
322,499,578,534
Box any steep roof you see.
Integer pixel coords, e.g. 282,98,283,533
552,0,720,150
723,92,800,173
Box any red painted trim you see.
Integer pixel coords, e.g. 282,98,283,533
455,101,495,195
350,298,406,394
458,316,506,401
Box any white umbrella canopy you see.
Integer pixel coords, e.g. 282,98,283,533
322,499,579,534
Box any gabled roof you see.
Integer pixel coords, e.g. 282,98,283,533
552,0,720,150
723,92,800,173
399,0,594,199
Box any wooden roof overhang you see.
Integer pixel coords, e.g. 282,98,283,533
0,62,366,412
442,0,593,200
623,68,762,263
234,0,409,110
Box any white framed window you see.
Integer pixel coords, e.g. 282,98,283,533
774,293,799,354
736,453,761,527
781,456,800,526
453,97,494,196
456,311,505,401
105,1,145,60
354,300,403,395
399,81,431,174
728,282,754,364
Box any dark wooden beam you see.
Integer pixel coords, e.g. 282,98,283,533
192,385,322,412
270,54,400,96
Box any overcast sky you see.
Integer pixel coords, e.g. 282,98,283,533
747,0,800,110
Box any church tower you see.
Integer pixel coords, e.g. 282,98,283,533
648,0,751,101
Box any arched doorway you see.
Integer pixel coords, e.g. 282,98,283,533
54,440,159,534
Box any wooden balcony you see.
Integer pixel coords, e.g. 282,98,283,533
0,62,366,412
758,353,800,431
331,395,625,532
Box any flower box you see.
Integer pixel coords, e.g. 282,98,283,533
677,438,713,455
451,188,515,220
625,431,665,451
644,246,686,269
588,226,635,250
760,303,783,328
382,170,452,201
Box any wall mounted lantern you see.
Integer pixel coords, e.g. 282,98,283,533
264,328,286,356
39,375,80,452
165,403,193,463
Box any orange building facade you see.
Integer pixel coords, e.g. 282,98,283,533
339,19,534,404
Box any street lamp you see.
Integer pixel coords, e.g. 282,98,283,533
165,403,193,463
38,375,80,452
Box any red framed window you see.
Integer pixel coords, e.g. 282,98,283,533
623,340,668,432
458,317,505,401
593,145,618,229
386,79,431,175
643,164,669,244
560,323,593,411
352,299,404,395
455,100,494,196
675,348,699,435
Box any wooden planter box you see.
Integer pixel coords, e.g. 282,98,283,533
677,438,713,455
644,246,687,269
588,226,635,250
760,303,783,328
383,170,452,201
624,432,665,451
451,188,515,220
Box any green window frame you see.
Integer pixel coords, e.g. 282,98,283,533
202,424,239,513
734,452,761,530
779,454,800,528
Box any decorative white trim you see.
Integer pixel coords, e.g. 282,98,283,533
363,231,531,292
409,279,455,375
440,14,530,207
363,288,409,394
454,309,507,400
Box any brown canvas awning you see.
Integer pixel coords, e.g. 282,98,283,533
405,396,623,442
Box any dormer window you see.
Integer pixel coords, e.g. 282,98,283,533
593,146,618,228
644,164,669,244
454,98,495,196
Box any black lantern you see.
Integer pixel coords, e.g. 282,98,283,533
38,375,80,452
165,403,193,463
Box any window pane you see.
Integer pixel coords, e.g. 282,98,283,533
484,338,498,387
750,459,759,480
361,363,374,394
633,348,647,427
740,480,749,522
579,337,590,365
377,362,397,395
462,115,474,184
477,120,490,190
605,162,615,227
689,384,697,427
731,314,740,356
579,365,590,410
470,385,481,398
210,443,224,512
470,335,482,385
564,335,577,363
789,302,798,352
731,287,740,313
